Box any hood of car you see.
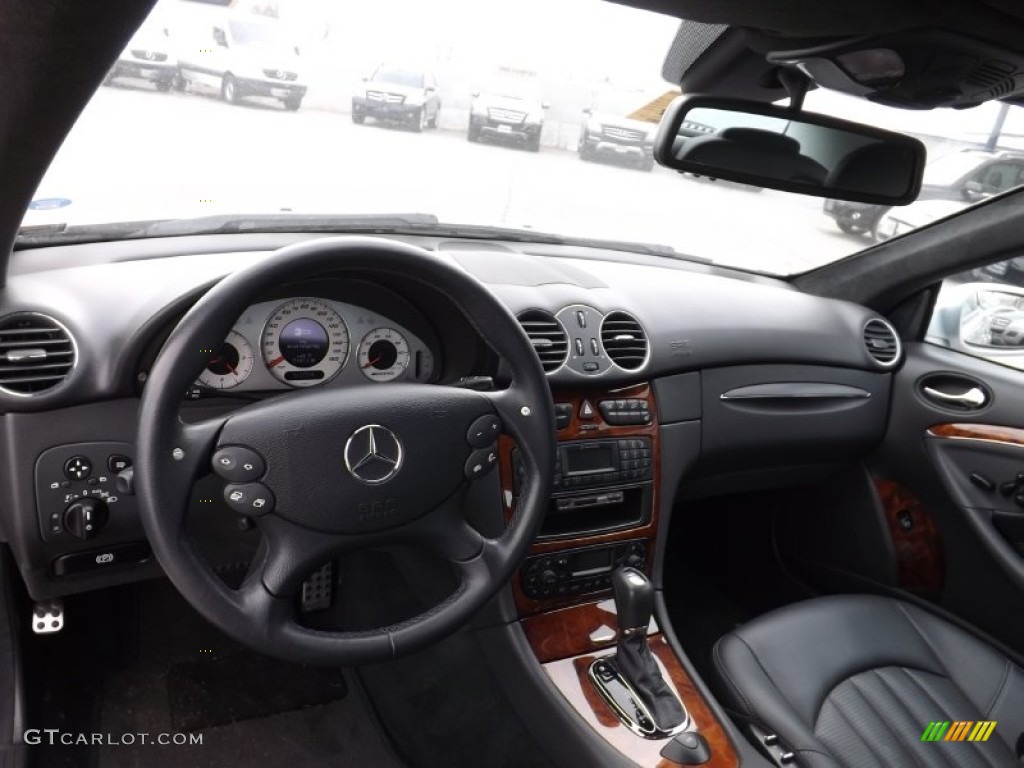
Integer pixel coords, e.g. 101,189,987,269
588,113,653,136
366,81,425,98
475,94,541,113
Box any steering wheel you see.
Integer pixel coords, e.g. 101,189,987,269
136,237,555,665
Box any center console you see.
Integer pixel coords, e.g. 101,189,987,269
501,382,739,768
499,384,662,617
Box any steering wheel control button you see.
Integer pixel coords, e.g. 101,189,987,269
107,454,132,473
223,483,274,516
211,446,266,483
465,447,499,480
466,414,501,448
63,455,92,481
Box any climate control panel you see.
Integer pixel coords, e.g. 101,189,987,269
520,539,648,600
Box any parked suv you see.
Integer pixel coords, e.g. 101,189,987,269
577,86,657,170
351,66,441,132
104,17,177,91
468,77,548,151
824,148,1024,238
176,12,306,111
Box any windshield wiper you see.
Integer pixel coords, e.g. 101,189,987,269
15,212,709,264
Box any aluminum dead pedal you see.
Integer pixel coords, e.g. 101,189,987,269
301,563,333,612
32,599,64,634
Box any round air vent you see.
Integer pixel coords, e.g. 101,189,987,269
863,318,901,368
0,313,76,395
601,311,649,371
516,310,568,373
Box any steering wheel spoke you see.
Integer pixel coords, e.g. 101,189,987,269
249,515,353,598
173,413,229,480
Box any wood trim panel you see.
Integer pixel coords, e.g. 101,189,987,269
929,423,1024,447
499,383,662,616
544,635,738,768
522,598,622,663
874,479,944,592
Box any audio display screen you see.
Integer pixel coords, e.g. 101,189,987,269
571,548,613,577
563,444,616,475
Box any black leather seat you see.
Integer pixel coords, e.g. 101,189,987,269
713,595,1024,767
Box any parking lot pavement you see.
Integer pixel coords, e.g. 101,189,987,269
34,85,870,275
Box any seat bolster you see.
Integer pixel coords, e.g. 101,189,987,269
714,632,839,764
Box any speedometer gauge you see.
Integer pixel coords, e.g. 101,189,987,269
261,298,349,387
198,330,255,390
358,328,411,382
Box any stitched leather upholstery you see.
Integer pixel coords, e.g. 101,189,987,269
713,595,1024,767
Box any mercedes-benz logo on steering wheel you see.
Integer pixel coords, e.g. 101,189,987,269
344,425,403,484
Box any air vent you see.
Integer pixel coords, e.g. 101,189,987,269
517,310,568,373
0,313,76,394
863,318,901,368
601,311,648,371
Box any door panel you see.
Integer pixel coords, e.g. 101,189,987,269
872,341,1024,651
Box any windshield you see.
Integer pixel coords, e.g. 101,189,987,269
591,87,652,118
24,0,1024,276
372,67,424,88
922,151,989,186
228,18,283,49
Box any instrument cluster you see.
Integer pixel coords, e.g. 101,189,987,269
194,296,436,394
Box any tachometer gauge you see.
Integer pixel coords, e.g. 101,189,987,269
261,298,349,387
198,330,255,390
358,328,411,382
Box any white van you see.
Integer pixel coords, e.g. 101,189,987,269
105,13,178,91
176,12,306,111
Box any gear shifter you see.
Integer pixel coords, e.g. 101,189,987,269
609,567,686,731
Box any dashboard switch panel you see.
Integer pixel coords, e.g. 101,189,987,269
36,442,136,543
598,398,651,426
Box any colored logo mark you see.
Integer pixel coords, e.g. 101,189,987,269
921,721,997,742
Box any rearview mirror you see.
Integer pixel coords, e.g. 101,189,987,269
653,95,926,205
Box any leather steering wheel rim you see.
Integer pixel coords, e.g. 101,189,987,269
136,236,555,665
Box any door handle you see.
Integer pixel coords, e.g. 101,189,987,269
922,385,988,409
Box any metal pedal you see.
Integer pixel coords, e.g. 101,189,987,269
300,563,333,613
32,599,64,634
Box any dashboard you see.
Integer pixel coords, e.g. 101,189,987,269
191,296,436,395
0,233,900,605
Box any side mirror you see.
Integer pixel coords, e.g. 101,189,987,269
212,27,228,47
294,45,301,57
963,180,990,202
582,107,593,115
425,86,436,93
471,90,480,98
653,95,926,205
541,101,551,110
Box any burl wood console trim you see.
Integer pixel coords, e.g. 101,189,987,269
928,423,1024,447
543,634,739,768
874,479,944,592
500,383,661,616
